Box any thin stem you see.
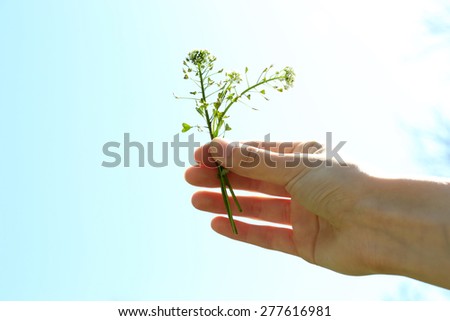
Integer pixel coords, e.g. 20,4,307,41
224,174,242,212
189,78,202,89
198,63,238,234
216,75,285,127
205,85,226,99
198,64,214,141
219,166,238,234
197,65,207,102
174,96,200,101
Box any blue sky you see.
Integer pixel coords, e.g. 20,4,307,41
0,0,449,300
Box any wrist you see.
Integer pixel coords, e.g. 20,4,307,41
360,176,450,288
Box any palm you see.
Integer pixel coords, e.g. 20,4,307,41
185,140,376,276
289,200,362,275
186,166,374,276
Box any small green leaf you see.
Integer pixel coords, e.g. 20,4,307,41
260,89,266,95
183,74,189,79
213,109,223,118
195,107,204,116
190,91,197,95
181,123,192,133
225,124,232,131
218,68,224,73
246,94,251,100
245,66,248,73
277,88,283,92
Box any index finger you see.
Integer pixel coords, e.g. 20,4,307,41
194,140,323,167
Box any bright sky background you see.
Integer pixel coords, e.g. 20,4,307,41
1,0,450,300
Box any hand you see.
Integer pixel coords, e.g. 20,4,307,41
185,138,450,288
185,137,379,275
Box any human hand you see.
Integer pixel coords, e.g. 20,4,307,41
185,138,450,288
185,138,382,276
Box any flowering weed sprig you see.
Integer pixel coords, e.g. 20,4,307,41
177,49,295,234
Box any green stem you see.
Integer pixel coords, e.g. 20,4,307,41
218,167,238,234
223,174,242,212
198,63,239,234
198,64,214,141
215,75,285,134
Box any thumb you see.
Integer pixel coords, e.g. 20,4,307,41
208,138,324,186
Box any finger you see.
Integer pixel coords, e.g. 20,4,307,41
184,166,290,197
211,217,298,256
243,140,324,154
208,138,325,186
192,191,291,225
194,143,218,168
194,140,323,166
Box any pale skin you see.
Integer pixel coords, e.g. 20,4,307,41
185,138,450,289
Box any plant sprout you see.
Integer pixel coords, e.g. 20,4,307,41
176,49,295,234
